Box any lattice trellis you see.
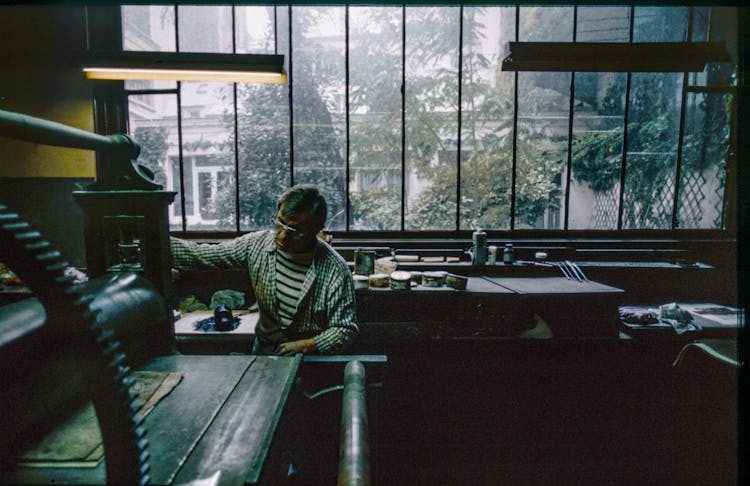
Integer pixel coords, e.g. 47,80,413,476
592,169,715,229
712,164,727,229
677,169,707,228
618,176,674,229
593,187,619,229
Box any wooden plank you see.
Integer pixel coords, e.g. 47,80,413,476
141,355,256,485
173,355,301,485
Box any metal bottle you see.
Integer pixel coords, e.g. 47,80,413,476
472,229,487,266
503,243,514,264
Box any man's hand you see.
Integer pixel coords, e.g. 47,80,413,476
274,338,317,356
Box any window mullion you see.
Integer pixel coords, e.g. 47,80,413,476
288,5,295,188
617,6,636,230
671,7,694,230
456,5,464,232
174,5,187,231
563,6,578,231
231,5,240,232
510,6,520,231
345,6,351,231
176,85,187,231
401,5,406,232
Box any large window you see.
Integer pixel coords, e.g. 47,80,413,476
121,5,736,233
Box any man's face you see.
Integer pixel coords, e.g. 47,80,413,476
274,206,320,253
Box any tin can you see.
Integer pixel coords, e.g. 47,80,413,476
422,271,444,287
368,273,389,288
445,273,468,291
353,274,370,290
409,271,423,285
390,271,412,291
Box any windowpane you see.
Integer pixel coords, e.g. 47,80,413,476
622,72,683,229
236,82,290,231
678,92,733,229
235,6,276,54
180,82,236,231
569,73,627,230
519,6,573,42
122,5,175,51
460,6,515,230
404,6,460,230
292,6,347,230
236,8,289,232
633,6,688,42
348,6,402,231
576,6,630,42
689,7,737,89
127,94,180,230
177,5,233,53
122,5,176,90
516,7,573,229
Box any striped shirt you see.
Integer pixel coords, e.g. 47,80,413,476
275,249,313,329
170,230,358,354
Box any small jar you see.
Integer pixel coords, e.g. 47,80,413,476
488,245,498,265
503,243,514,264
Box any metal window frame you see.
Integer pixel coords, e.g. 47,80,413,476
106,3,736,238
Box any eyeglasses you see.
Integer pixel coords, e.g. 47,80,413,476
274,217,311,240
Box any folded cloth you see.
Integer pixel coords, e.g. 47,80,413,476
209,289,245,310
178,294,208,312
662,318,700,335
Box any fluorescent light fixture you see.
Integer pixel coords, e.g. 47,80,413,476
83,51,287,84
501,41,731,72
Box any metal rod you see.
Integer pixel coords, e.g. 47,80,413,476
338,360,371,486
557,262,573,280
565,260,587,282
0,108,139,158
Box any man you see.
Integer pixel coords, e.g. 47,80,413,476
171,184,358,355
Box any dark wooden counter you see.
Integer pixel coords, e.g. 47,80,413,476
356,276,624,339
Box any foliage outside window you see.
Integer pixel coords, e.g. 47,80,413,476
121,5,736,234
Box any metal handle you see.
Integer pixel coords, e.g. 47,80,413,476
337,360,371,486
0,108,162,190
0,108,139,159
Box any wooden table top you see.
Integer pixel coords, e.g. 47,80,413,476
174,310,259,343
10,354,301,485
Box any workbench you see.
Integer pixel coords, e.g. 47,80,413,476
356,275,624,340
9,354,301,485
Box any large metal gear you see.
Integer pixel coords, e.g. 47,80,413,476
0,203,150,485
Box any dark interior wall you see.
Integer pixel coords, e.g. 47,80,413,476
0,178,92,268
0,5,95,269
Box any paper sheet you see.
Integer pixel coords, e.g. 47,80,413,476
18,370,182,467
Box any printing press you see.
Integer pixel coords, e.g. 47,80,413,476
0,109,377,485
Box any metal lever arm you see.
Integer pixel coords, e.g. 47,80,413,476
0,108,160,191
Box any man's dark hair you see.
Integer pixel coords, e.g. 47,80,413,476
277,184,327,230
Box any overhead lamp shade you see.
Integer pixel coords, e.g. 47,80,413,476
501,41,731,72
83,51,287,84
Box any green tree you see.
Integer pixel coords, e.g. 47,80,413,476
132,126,169,188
